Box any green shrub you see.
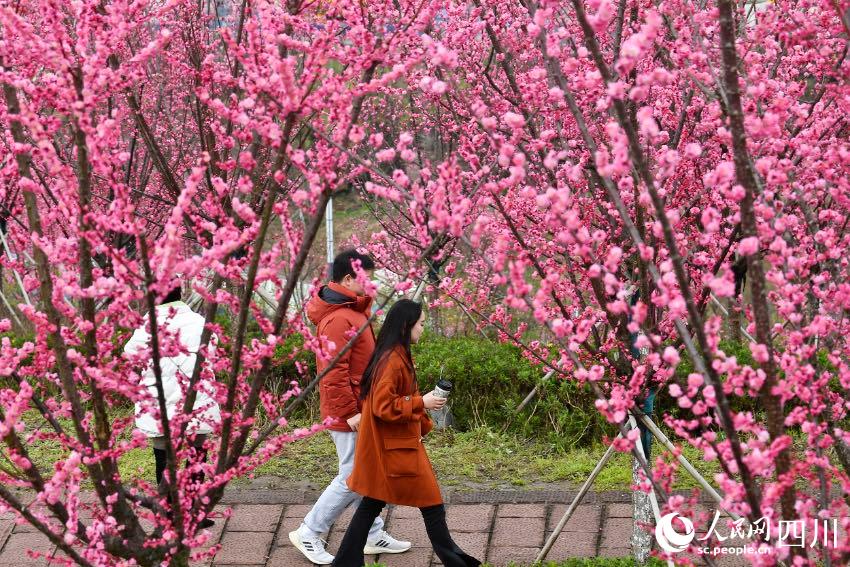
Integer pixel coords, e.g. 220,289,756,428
256,331,616,448
271,332,317,380
667,339,760,418
267,333,320,421
413,335,612,450
412,334,536,427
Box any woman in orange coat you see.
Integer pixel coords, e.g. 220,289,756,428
332,300,481,567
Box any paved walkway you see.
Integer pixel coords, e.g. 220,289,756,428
0,490,745,566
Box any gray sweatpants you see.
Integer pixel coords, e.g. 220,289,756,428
301,430,384,539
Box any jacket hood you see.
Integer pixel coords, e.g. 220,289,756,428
306,281,373,325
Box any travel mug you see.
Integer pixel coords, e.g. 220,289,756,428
433,379,452,399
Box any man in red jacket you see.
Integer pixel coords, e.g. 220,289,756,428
290,250,412,564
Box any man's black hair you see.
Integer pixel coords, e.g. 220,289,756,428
332,249,375,283
161,286,182,304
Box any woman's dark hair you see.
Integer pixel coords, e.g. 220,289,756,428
360,299,422,400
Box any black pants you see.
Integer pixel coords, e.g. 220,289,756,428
153,437,208,492
331,496,481,567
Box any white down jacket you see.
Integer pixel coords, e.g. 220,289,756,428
124,301,221,438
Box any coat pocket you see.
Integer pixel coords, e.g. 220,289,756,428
383,436,420,477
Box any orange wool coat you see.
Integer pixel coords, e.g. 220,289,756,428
347,346,442,508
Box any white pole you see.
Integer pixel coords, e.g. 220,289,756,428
412,279,427,302
325,197,334,278
0,227,32,306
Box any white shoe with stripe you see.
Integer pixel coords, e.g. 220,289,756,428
289,527,334,565
364,529,412,555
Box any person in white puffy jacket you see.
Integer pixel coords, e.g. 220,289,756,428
124,286,221,525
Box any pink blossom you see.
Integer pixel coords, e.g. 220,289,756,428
684,143,702,158
376,148,396,162
750,343,770,363
502,112,525,129
738,236,760,256
662,346,680,366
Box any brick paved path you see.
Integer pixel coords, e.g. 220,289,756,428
0,490,747,566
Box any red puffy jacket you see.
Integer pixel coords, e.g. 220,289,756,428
306,282,376,432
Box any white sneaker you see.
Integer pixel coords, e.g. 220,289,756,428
289,526,334,565
364,529,412,555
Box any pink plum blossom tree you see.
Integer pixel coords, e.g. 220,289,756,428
346,0,850,564
4,0,850,564
0,0,444,564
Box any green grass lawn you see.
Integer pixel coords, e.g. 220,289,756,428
251,424,719,491
9,409,719,493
